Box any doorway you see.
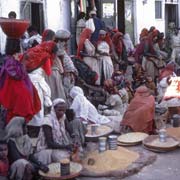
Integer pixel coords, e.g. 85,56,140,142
100,0,116,28
20,1,44,34
165,4,178,35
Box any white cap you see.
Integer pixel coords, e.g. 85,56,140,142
89,10,96,15
55,29,71,39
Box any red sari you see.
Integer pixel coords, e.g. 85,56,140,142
0,56,41,124
121,86,155,134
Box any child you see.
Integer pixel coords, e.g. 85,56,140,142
0,140,9,180
145,76,156,95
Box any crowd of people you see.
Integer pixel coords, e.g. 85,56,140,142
0,10,180,180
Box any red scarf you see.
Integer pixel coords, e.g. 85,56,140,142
112,32,124,55
77,28,92,60
21,41,56,75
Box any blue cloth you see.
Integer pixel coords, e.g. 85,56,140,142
90,17,105,45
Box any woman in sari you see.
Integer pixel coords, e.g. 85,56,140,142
96,30,114,84
0,38,41,124
5,116,48,180
43,29,66,101
77,28,101,85
141,29,165,82
120,86,155,134
34,98,73,165
70,86,110,124
22,41,57,136
111,31,128,71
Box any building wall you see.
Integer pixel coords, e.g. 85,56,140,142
45,0,70,31
0,0,20,53
0,0,71,53
135,0,165,44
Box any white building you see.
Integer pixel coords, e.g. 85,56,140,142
0,0,71,53
0,0,180,53
133,0,179,43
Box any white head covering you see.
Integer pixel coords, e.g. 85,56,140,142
55,29,71,39
89,10,97,16
70,86,111,124
99,30,106,35
5,116,25,139
36,98,70,152
5,116,32,157
69,86,84,99
51,98,67,113
77,20,86,28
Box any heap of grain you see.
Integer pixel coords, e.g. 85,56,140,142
82,147,139,173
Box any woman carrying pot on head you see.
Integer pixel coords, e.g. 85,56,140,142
0,23,41,124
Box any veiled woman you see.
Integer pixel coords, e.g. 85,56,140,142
70,86,110,124
120,86,155,134
77,28,101,85
22,41,57,136
96,30,114,84
0,38,41,124
111,31,127,71
42,29,66,101
5,116,48,180
34,98,73,165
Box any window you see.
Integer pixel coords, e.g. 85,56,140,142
155,1,162,19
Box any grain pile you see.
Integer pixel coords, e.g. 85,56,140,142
82,147,139,173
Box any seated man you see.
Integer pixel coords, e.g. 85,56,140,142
120,86,155,134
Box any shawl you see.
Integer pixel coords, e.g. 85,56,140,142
42,29,55,42
77,28,92,59
112,32,125,55
0,56,41,123
139,28,149,41
36,98,70,152
21,41,56,75
97,33,112,51
159,63,175,81
70,86,110,124
123,33,134,53
5,117,33,157
121,86,155,134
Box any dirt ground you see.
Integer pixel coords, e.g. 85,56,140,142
77,145,180,180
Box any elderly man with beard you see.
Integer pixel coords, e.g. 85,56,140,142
55,29,78,105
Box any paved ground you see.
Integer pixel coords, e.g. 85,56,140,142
77,145,180,180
